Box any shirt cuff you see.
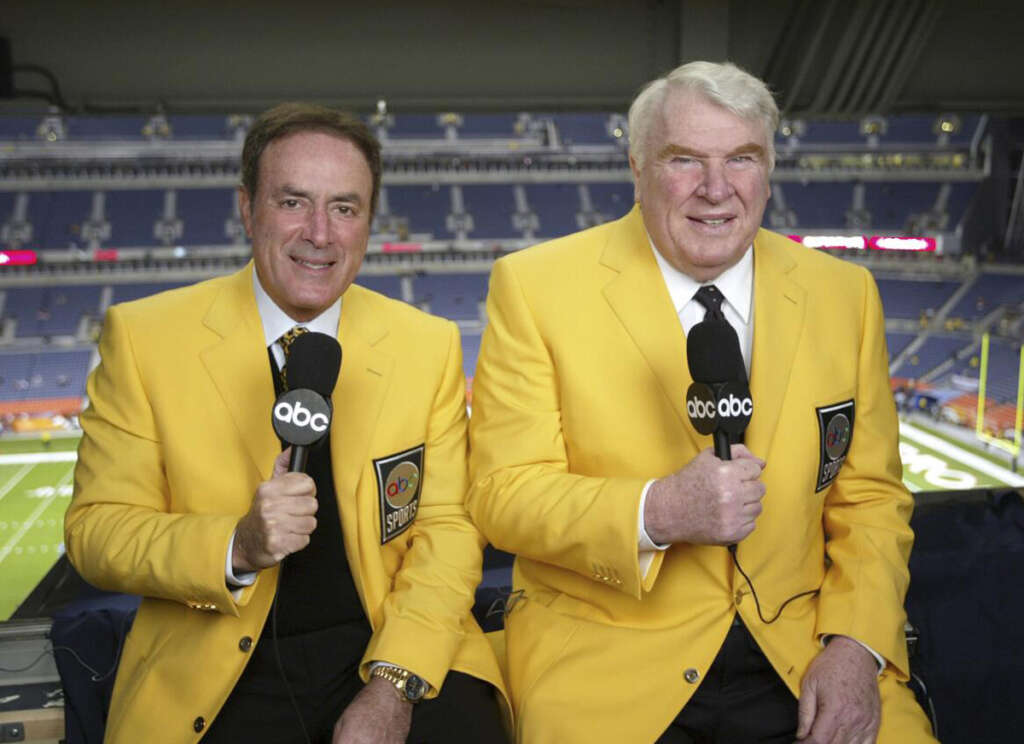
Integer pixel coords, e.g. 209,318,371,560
822,634,886,676
638,480,669,578
225,531,258,589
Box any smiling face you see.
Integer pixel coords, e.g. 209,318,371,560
239,129,373,322
631,88,772,282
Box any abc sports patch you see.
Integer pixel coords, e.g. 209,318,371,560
373,444,425,544
815,399,855,492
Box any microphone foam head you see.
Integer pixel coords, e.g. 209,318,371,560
287,332,342,398
686,319,746,384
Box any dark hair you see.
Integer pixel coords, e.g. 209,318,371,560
241,102,382,218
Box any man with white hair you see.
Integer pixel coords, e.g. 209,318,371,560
468,61,935,742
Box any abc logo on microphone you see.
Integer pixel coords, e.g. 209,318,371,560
272,389,332,446
686,381,753,435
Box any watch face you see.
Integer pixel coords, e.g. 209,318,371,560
404,674,426,701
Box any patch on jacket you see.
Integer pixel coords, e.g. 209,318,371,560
373,444,424,544
815,399,855,492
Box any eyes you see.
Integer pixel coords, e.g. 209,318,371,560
278,198,359,217
669,154,758,166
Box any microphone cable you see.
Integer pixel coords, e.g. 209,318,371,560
729,546,820,625
270,578,313,744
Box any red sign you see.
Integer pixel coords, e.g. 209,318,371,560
0,250,38,266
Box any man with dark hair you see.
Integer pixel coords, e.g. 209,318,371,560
66,102,507,744
468,63,934,742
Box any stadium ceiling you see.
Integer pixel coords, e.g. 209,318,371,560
0,0,1023,116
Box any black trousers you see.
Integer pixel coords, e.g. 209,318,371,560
201,620,505,744
656,619,798,744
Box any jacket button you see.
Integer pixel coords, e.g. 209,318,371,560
193,716,205,732
239,636,253,652
683,668,700,684
734,590,744,605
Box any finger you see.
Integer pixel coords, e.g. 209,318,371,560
273,447,292,478
284,495,319,517
795,684,817,739
730,444,765,468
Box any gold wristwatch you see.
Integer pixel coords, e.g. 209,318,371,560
370,664,428,704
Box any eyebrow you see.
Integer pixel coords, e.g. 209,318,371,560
278,184,364,205
658,143,765,160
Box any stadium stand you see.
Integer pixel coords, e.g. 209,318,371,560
876,278,962,320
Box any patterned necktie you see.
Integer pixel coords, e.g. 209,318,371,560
277,326,309,390
694,284,727,321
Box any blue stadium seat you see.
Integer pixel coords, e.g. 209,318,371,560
462,333,482,378
461,185,516,239
177,188,238,246
0,350,92,400
528,183,582,239
385,185,451,239
413,273,488,322
110,282,191,305
106,190,164,247
876,279,960,320
900,336,971,376
457,114,519,137
886,332,917,360
775,182,853,229
587,182,635,222
5,286,102,338
354,275,402,301
863,183,939,231
947,273,1024,320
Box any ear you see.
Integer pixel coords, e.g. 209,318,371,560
628,153,642,203
237,186,254,239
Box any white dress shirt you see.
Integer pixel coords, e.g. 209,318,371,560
224,270,341,588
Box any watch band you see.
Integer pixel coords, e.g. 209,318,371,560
370,664,427,704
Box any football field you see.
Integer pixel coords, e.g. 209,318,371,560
0,423,1021,621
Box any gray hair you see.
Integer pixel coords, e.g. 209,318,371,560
627,61,779,172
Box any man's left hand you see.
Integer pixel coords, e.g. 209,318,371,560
796,636,881,744
333,676,413,744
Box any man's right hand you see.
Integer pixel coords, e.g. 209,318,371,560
644,445,765,546
232,448,318,572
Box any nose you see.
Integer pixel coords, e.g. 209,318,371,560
304,205,330,248
699,161,732,202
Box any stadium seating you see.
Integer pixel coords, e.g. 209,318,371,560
875,278,961,320
0,350,91,401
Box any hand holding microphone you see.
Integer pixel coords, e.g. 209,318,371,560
643,317,765,547
232,332,342,573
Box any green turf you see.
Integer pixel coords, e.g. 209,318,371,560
0,424,1020,621
0,451,77,619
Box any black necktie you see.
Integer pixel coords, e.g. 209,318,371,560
694,284,727,321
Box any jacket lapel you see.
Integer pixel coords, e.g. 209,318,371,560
200,264,280,482
747,231,806,460
329,285,393,578
600,207,701,451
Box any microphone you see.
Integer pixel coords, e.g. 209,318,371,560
271,332,342,473
685,318,752,461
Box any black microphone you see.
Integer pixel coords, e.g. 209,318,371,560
685,318,752,461
271,332,342,472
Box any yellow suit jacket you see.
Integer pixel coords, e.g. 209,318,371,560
66,264,508,743
467,206,933,743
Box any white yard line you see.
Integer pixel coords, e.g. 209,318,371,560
0,465,74,566
0,464,36,504
0,451,77,465
900,421,1024,487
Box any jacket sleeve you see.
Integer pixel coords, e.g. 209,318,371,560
65,305,248,615
466,258,655,599
815,268,915,679
360,321,486,692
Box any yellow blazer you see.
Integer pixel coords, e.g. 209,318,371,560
66,264,508,743
467,206,933,743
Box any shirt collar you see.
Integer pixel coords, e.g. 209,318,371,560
252,268,341,346
648,237,753,324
